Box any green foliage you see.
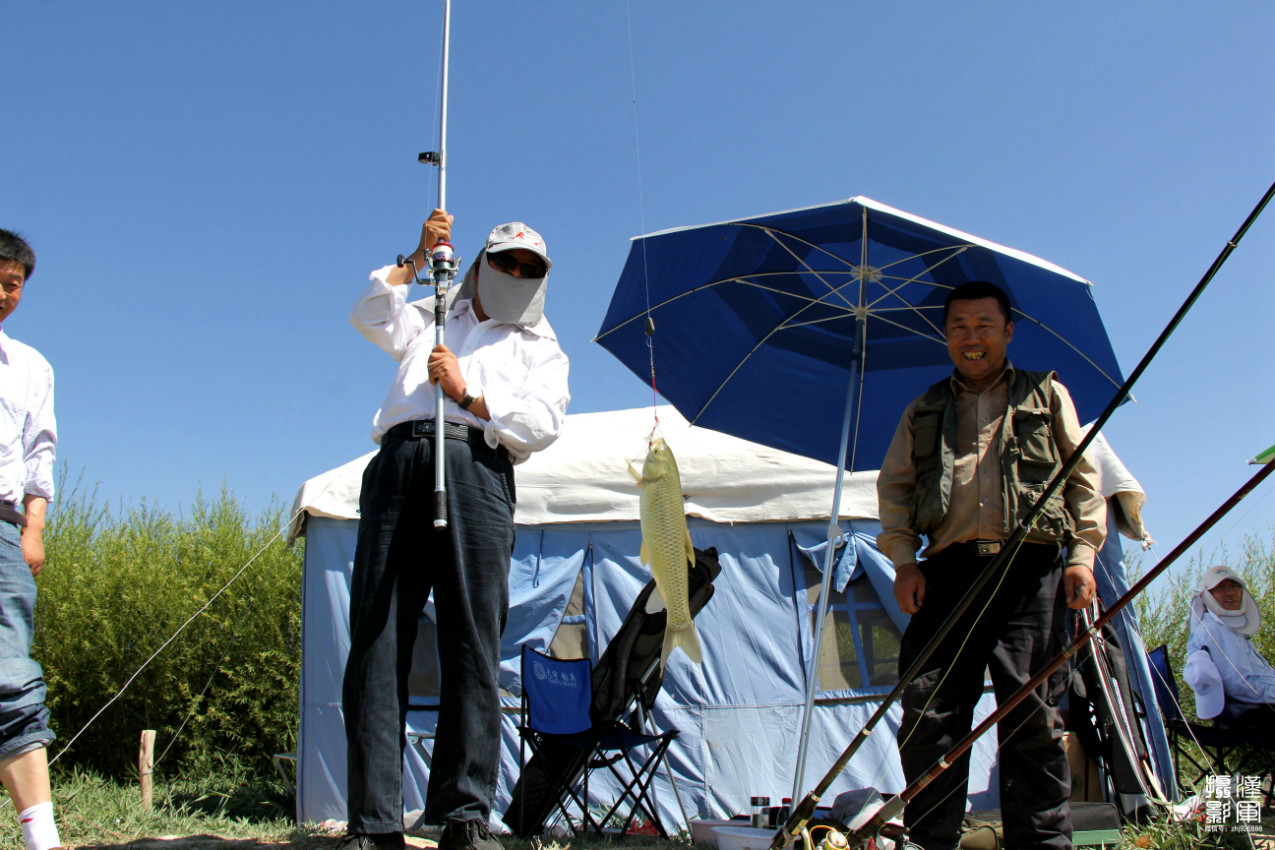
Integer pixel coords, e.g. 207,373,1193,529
34,473,304,780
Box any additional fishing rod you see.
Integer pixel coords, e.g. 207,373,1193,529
848,458,1274,848
1072,605,1168,809
401,0,459,528
768,180,1275,850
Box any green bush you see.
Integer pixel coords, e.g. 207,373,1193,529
33,474,303,780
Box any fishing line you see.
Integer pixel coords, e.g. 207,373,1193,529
904,526,1190,829
624,0,660,423
886,537,1061,831
46,479,335,770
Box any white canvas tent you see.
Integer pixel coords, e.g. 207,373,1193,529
288,406,1172,828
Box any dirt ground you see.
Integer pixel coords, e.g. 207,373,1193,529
73,837,438,850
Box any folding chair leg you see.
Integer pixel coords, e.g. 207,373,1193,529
596,736,674,838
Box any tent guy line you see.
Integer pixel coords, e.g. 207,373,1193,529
43,486,335,776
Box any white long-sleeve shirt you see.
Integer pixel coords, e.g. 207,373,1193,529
350,267,570,464
0,331,56,504
1188,610,1275,717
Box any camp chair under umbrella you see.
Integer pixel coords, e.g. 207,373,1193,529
595,196,1126,798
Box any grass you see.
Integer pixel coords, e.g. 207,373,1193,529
0,768,317,849
4,766,1269,850
10,766,692,849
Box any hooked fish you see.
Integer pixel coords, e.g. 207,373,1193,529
628,438,702,668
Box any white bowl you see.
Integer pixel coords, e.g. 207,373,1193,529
689,819,739,846
713,825,776,850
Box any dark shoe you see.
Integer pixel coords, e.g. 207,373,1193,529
338,833,406,850
438,818,502,850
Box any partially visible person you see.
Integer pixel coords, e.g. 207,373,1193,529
0,230,62,850
1186,565,1275,730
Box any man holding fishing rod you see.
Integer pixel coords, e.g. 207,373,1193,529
876,280,1106,850
343,208,570,850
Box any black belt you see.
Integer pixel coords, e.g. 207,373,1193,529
0,501,27,528
386,419,476,444
947,539,1060,558
384,420,508,461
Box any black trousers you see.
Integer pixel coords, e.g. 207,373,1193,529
342,426,516,834
896,543,1072,850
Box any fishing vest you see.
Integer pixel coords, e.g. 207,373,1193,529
909,369,1074,542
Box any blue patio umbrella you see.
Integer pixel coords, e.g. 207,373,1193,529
595,196,1127,799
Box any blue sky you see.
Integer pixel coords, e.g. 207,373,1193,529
3,1,1272,571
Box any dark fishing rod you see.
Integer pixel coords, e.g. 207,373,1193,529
849,458,1274,847
768,179,1275,850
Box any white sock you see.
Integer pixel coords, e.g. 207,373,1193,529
18,801,61,850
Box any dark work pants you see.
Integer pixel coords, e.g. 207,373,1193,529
343,427,515,835
896,543,1072,850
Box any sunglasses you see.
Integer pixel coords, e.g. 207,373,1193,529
487,251,547,279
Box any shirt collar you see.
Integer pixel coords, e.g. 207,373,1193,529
948,359,1015,394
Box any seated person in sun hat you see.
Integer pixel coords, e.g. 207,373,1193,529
1185,565,1275,730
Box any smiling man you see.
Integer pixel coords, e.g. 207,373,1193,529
875,280,1106,850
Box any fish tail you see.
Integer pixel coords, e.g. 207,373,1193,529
661,622,703,667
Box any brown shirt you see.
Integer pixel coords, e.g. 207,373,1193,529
876,362,1106,571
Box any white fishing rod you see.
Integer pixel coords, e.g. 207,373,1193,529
412,0,458,528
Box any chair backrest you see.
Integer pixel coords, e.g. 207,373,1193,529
1146,644,1186,728
522,645,594,736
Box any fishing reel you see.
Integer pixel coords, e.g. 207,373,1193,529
395,243,461,289
430,240,459,276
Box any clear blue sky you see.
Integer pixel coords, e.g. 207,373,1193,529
3,1,1272,571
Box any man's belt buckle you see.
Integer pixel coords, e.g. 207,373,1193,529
976,540,1002,556
410,420,434,439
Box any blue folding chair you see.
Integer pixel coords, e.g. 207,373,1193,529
517,645,677,837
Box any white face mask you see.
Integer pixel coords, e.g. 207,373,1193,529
472,254,548,327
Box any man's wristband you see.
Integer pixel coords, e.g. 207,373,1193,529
459,390,479,411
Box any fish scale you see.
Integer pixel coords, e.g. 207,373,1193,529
628,438,702,667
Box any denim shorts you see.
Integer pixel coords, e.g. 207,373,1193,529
0,520,53,757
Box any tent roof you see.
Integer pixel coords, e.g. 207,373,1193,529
288,406,879,542
288,405,1148,544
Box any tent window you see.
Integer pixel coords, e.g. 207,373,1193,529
805,562,902,693
548,566,589,659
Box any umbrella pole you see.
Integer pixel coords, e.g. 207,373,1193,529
791,315,864,803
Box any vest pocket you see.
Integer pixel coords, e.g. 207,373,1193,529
1013,407,1059,483
1016,481,1071,537
913,411,941,458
